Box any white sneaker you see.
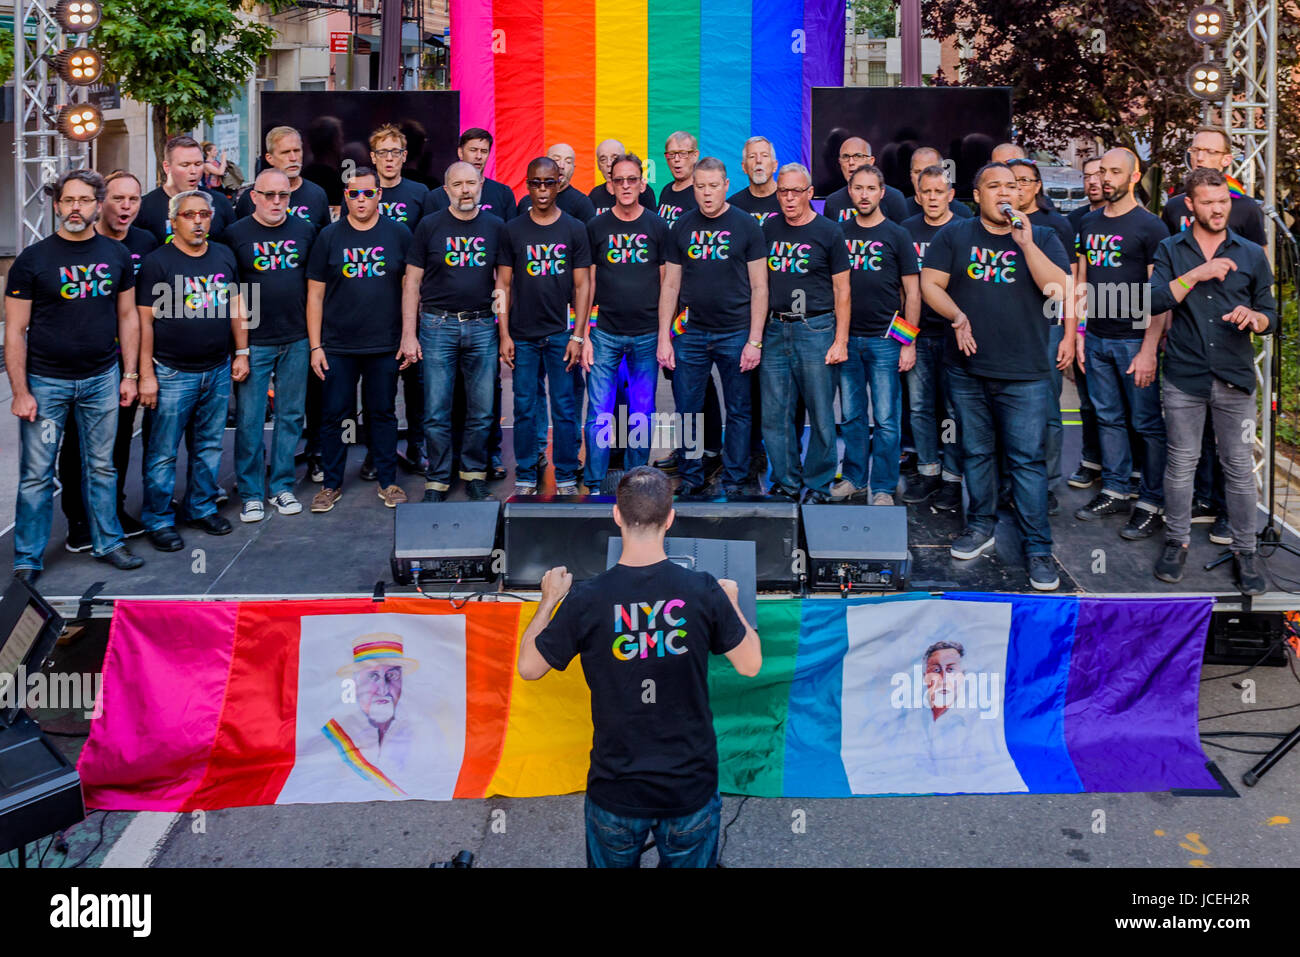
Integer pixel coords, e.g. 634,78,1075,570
269,491,303,516
240,500,265,523
872,492,895,506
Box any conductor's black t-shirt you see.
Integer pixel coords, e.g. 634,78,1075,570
534,560,747,817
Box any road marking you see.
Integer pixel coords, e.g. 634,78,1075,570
99,811,180,868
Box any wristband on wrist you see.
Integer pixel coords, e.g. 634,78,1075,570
1177,275,1192,291
747,339,763,350
311,346,324,353
123,372,140,380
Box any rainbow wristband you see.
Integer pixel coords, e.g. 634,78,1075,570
1177,275,1192,291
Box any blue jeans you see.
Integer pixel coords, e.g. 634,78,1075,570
419,312,498,489
1085,336,1166,508
906,335,961,481
1073,358,1102,469
585,792,721,868
14,367,126,570
759,313,838,494
234,339,308,502
672,325,752,487
143,361,231,530
321,351,399,489
840,335,903,495
583,328,659,486
1046,324,1064,488
948,366,1053,555
512,333,582,486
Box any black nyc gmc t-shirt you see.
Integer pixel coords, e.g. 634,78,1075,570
842,217,919,337
923,217,1070,380
119,226,159,276
407,209,502,314
656,181,699,226
588,208,670,337
224,214,317,345
762,214,850,316
499,211,593,340
727,188,782,227
666,205,767,332
534,560,746,817
234,178,331,232
6,233,136,379
588,182,657,218
518,187,597,222
823,183,908,224
423,176,518,222
137,186,235,245
902,213,951,336
306,216,412,354
1076,205,1167,338
375,178,430,232
137,242,239,372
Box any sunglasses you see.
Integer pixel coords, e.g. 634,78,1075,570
175,209,213,221
255,190,292,201
526,178,559,188
346,188,379,199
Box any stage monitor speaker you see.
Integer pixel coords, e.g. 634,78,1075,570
503,497,799,589
802,504,910,591
606,537,757,627
391,502,501,586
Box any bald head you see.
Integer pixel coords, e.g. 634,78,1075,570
596,139,624,181
838,137,873,183
444,161,482,213
991,142,1026,164
547,142,577,188
250,167,291,225
444,160,479,183
1102,147,1137,177
1098,147,1141,204
910,147,943,190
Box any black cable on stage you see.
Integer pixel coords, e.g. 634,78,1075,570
1200,642,1283,682
717,795,749,866
1199,699,1300,722
67,810,109,869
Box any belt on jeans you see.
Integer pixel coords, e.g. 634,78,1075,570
425,308,493,322
769,310,808,322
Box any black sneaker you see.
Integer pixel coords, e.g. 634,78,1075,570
490,462,507,482
1074,492,1128,521
1233,551,1268,595
900,450,920,476
466,479,492,501
118,511,147,538
1047,490,1060,516
652,451,679,474
1209,515,1232,546
187,513,233,536
803,490,837,505
1190,499,1217,524
97,546,144,571
1027,555,1060,591
1068,464,1100,489
148,526,184,552
678,481,715,499
214,486,229,506
65,524,93,553
901,473,941,504
766,485,799,503
950,526,996,560
359,455,378,482
1154,540,1188,583
309,456,325,483
934,481,963,513
422,487,446,503
1120,507,1163,541
702,452,724,481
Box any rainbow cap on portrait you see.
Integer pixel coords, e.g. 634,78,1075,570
336,632,421,677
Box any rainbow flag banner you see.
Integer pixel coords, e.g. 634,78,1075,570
77,594,1220,811
449,0,845,195
886,312,920,345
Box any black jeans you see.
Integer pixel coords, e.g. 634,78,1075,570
320,351,399,489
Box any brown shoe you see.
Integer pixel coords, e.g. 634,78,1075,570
311,487,342,513
378,484,408,508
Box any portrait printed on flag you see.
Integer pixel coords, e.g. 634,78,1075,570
277,613,467,804
840,599,1028,795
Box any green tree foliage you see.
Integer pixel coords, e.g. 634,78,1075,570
0,31,15,80
854,0,898,38
922,0,1300,208
95,0,278,179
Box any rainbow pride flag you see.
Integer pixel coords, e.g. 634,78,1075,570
449,0,845,195
77,594,1220,810
886,312,919,345
1223,172,1248,199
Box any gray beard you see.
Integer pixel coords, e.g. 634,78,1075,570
63,214,96,233
750,170,770,186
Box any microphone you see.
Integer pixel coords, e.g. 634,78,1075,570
998,203,1024,229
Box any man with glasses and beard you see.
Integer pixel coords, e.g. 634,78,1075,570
6,169,146,582
823,137,907,224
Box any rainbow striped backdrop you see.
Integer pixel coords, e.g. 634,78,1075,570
450,0,846,195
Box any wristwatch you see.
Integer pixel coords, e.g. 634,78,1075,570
569,334,584,344
234,348,251,356
123,372,140,380
747,339,763,349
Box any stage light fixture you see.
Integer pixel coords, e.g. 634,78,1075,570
57,103,103,141
1187,5,1229,44
53,47,102,86
55,0,101,32
1186,61,1227,99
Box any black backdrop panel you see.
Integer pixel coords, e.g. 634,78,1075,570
259,91,460,205
809,87,1013,200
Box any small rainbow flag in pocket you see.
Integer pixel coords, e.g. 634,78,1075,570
886,312,919,345
567,305,599,330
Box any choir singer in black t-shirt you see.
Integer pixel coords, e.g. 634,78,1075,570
517,466,761,867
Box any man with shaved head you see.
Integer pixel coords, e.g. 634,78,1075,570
657,131,701,226
1073,147,1170,541
400,160,503,501
990,142,1025,165
588,138,656,217
519,143,597,221
823,136,907,224
903,147,971,220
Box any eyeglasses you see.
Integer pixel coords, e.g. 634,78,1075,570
58,196,97,208
254,190,292,201
372,148,406,159
776,186,812,196
175,209,213,221
610,176,641,186
665,150,697,160
839,152,870,162
1189,147,1228,156
526,178,559,188
1014,176,1040,185
1082,170,1103,180
345,188,379,199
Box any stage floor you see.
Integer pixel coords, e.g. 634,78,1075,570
5,368,1300,609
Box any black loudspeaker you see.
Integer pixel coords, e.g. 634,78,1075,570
801,504,910,592
390,502,502,585
502,496,800,589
